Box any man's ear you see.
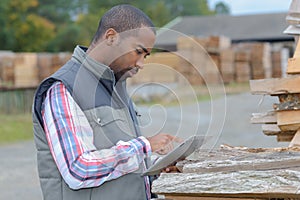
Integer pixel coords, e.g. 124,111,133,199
104,28,119,46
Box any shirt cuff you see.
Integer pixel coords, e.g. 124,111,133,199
127,136,152,158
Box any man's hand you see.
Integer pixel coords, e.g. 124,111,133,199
147,133,182,155
162,165,180,173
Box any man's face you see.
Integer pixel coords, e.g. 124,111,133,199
109,27,156,81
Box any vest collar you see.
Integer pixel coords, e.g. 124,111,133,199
72,45,116,83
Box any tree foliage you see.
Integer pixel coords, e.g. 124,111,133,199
215,1,230,15
1,0,55,52
0,0,230,52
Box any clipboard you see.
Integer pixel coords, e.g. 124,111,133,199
142,135,206,176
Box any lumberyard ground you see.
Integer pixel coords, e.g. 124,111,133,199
0,83,289,200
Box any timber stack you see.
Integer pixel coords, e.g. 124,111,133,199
152,145,300,199
152,2,300,199
250,0,300,146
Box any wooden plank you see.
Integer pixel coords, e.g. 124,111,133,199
280,124,300,131
262,123,297,140
153,172,300,199
235,51,250,62
235,62,250,83
289,129,300,147
182,150,300,174
293,39,300,58
14,53,39,88
277,110,300,131
218,144,300,152
207,36,231,52
153,147,300,199
277,133,295,142
250,76,300,95
251,111,277,124
164,196,258,200
262,124,281,135
287,57,300,74
271,51,283,78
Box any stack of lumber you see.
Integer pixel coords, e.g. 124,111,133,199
220,49,235,83
176,35,231,85
271,48,289,78
37,53,54,81
51,53,71,75
148,37,282,86
206,35,231,53
206,36,231,84
232,42,273,82
0,52,15,87
14,53,39,88
0,52,71,89
177,36,209,85
233,45,251,83
250,0,300,146
250,75,300,143
250,43,272,79
37,53,71,81
152,145,300,199
130,52,180,84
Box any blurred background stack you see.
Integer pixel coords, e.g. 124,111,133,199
250,0,300,146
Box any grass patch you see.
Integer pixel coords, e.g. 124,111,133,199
0,113,33,144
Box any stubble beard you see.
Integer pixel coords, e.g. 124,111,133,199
115,66,139,81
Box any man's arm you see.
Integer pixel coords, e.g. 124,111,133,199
42,82,152,190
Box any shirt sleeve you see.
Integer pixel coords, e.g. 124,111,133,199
42,81,152,190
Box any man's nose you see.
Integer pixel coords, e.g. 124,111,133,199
136,56,144,69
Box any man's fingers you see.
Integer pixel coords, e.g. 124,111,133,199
155,142,173,155
163,166,179,173
173,136,184,143
147,133,183,153
166,135,183,143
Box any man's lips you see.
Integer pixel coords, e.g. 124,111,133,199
129,67,139,74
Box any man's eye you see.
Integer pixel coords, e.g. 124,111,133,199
136,49,143,54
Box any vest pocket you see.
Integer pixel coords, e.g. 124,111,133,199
84,106,135,149
94,109,124,126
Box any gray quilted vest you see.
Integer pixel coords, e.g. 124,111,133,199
32,46,148,200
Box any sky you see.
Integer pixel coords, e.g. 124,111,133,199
208,0,293,15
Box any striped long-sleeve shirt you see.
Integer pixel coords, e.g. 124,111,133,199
42,81,152,197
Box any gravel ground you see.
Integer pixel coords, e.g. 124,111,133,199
0,141,42,200
0,92,288,200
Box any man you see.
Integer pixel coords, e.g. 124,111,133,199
32,4,179,200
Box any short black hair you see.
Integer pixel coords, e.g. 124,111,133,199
91,4,156,44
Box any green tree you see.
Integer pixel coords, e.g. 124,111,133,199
165,0,213,17
0,0,14,50
32,0,86,24
46,23,81,52
0,0,230,52
32,0,88,51
75,12,100,47
215,1,230,15
80,0,216,35
14,13,55,51
145,1,172,27
198,0,215,15
1,0,55,51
